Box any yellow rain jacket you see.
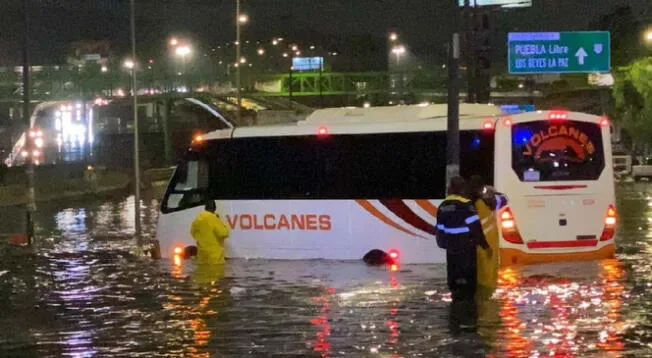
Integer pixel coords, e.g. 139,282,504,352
190,211,231,264
475,198,500,294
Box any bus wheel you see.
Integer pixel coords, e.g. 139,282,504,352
363,249,392,266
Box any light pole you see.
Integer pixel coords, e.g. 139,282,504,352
175,45,191,91
391,45,405,66
236,0,248,123
128,0,141,239
23,0,36,244
392,45,406,98
124,59,135,94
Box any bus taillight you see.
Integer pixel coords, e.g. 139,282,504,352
317,126,329,136
600,116,610,127
548,111,568,121
500,207,524,244
388,249,400,261
601,205,617,241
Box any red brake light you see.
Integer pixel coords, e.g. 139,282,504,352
503,117,512,126
483,120,494,130
548,111,568,121
600,117,609,127
193,135,204,143
500,207,523,244
601,205,617,241
174,246,183,255
317,126,329,136
388,249,399,261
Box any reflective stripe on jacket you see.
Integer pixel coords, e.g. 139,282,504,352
436,195,489,255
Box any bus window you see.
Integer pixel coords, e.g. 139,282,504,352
511,120,605,182
162,159,209,212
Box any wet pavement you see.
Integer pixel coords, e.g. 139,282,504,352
0,183,650,357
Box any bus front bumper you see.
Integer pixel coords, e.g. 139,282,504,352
500,243,616,267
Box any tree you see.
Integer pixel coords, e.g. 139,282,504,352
592,6,651,151
612,58,652,150
590,6,646,68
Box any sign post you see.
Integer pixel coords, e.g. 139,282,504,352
508,32,610,74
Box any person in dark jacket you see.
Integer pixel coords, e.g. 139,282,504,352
436,176,492,301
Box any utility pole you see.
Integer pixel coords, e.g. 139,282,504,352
23,0,35,244
130,0,142,238
464,0,475,103
446,33,461,186
319,59,324,108
235,0,242,123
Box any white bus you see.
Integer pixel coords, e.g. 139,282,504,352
156,104,616,266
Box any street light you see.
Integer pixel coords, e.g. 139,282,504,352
101,65,108,73
238,13,249,24
169,37,178,46
646,30,652,42
392,45,406,66
389,32,398,42
123,59,135,70
257,48,265,55
175,45,191,58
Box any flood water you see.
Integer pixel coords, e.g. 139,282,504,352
0,183,650,357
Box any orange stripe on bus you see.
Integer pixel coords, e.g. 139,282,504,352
415,200,438,218
355,200,426,239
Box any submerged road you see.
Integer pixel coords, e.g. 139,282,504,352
0,183,649,357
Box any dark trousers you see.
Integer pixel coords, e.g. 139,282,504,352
447,252,477,301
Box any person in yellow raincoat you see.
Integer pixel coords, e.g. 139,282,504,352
469,176,508,298
190,200,231,265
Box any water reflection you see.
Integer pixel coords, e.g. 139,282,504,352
492,260,628,357
0,184,648,356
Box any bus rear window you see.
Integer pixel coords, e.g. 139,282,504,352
512,120,605,182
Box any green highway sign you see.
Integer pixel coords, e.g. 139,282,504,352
508,32,610,74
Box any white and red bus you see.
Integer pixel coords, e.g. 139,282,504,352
155,104,616,266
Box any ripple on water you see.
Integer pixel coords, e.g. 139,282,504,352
0,185,649,356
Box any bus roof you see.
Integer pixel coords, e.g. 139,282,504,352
299,103,503,125
200,106,601,141
201,104,503,140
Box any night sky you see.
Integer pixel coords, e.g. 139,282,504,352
0,0,648,66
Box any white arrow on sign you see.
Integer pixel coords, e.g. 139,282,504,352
575,47,588,65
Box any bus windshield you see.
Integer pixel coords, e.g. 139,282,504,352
511,120,605,182
162,158,209,212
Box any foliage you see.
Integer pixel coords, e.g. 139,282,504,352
612,58,652,145
591,5,651,148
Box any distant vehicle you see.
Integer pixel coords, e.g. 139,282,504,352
156,105,616,266
613,155,632,175
632,157,652,181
